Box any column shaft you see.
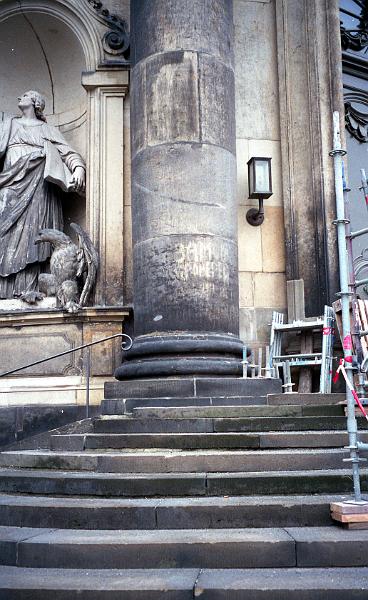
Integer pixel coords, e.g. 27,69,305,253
116,0,241,379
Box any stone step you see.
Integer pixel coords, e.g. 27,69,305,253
2,525,368,569
2,566,368,599
102,396,269,415
50,430,365,451
104,377,282,400
195,567,368,599
1,526,295,569
267,393,346,405
93,415,361,434
101,392,345,414
0,494,344,529
0,468,366,497
131,404,345,419
0,448,349,473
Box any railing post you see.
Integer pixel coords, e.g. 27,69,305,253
85,346,91,419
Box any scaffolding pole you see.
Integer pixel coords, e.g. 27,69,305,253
331,111,362,502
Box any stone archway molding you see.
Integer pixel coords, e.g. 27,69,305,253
0,0,115,71
0,0,130,308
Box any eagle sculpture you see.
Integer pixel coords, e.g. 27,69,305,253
35,223,99,313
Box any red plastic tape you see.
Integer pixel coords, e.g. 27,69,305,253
343,335,353,350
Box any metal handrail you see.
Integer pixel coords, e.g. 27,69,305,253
0,333,133,418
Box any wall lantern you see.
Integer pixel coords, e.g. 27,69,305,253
246,157,273,226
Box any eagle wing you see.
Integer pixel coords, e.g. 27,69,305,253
70,222,99,307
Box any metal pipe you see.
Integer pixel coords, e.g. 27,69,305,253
350,226,368,240
360,168,368,211
85,347,91,419
354,277,368,288
331,110,362,501
242,345,248,379
344,163,364,376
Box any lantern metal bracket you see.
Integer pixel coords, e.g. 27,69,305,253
246,198,265,226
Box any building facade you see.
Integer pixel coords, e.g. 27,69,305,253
0,0,349,407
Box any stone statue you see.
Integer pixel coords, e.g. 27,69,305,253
35,223,99,314
0,90,86,303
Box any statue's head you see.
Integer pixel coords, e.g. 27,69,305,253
18,90,46,122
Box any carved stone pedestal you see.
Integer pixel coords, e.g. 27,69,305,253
0,304,130,406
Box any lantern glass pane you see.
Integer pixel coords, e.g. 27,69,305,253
254,159,270,193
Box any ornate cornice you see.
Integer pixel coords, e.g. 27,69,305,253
345,90,368,143
86,0,129,60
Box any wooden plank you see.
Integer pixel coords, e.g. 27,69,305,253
337,521,368,530
330,501,368,515
331,512,368,523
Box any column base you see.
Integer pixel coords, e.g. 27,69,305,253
115,332,244,380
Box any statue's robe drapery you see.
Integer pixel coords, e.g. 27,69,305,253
0,113,85,298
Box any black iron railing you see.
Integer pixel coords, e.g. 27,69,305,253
0,333,133,417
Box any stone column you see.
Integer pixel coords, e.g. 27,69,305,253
116,0,241,379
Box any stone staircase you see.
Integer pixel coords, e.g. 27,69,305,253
1,379,368,598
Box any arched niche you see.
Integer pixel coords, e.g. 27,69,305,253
0,0,130,306
0,11,87,232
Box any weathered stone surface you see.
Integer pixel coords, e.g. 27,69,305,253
195,567,368,599
105,377,282,399
133,235,238,335
0,448,346,474
0,495,157,530
0,526,53,566
146,52,199,146
199,54,236,154
234,0,279,140
0,405,98,448
2,566,368,599
287,527,368,567
0,566,198,598
0,494,341,530
131,0,234,68
121,0,239,379
132,143,237,241
0,469,207,497
16,527,295,569
276,0,339,314
268,393,346,406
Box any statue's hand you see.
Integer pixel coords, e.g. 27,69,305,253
71,166,86,193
